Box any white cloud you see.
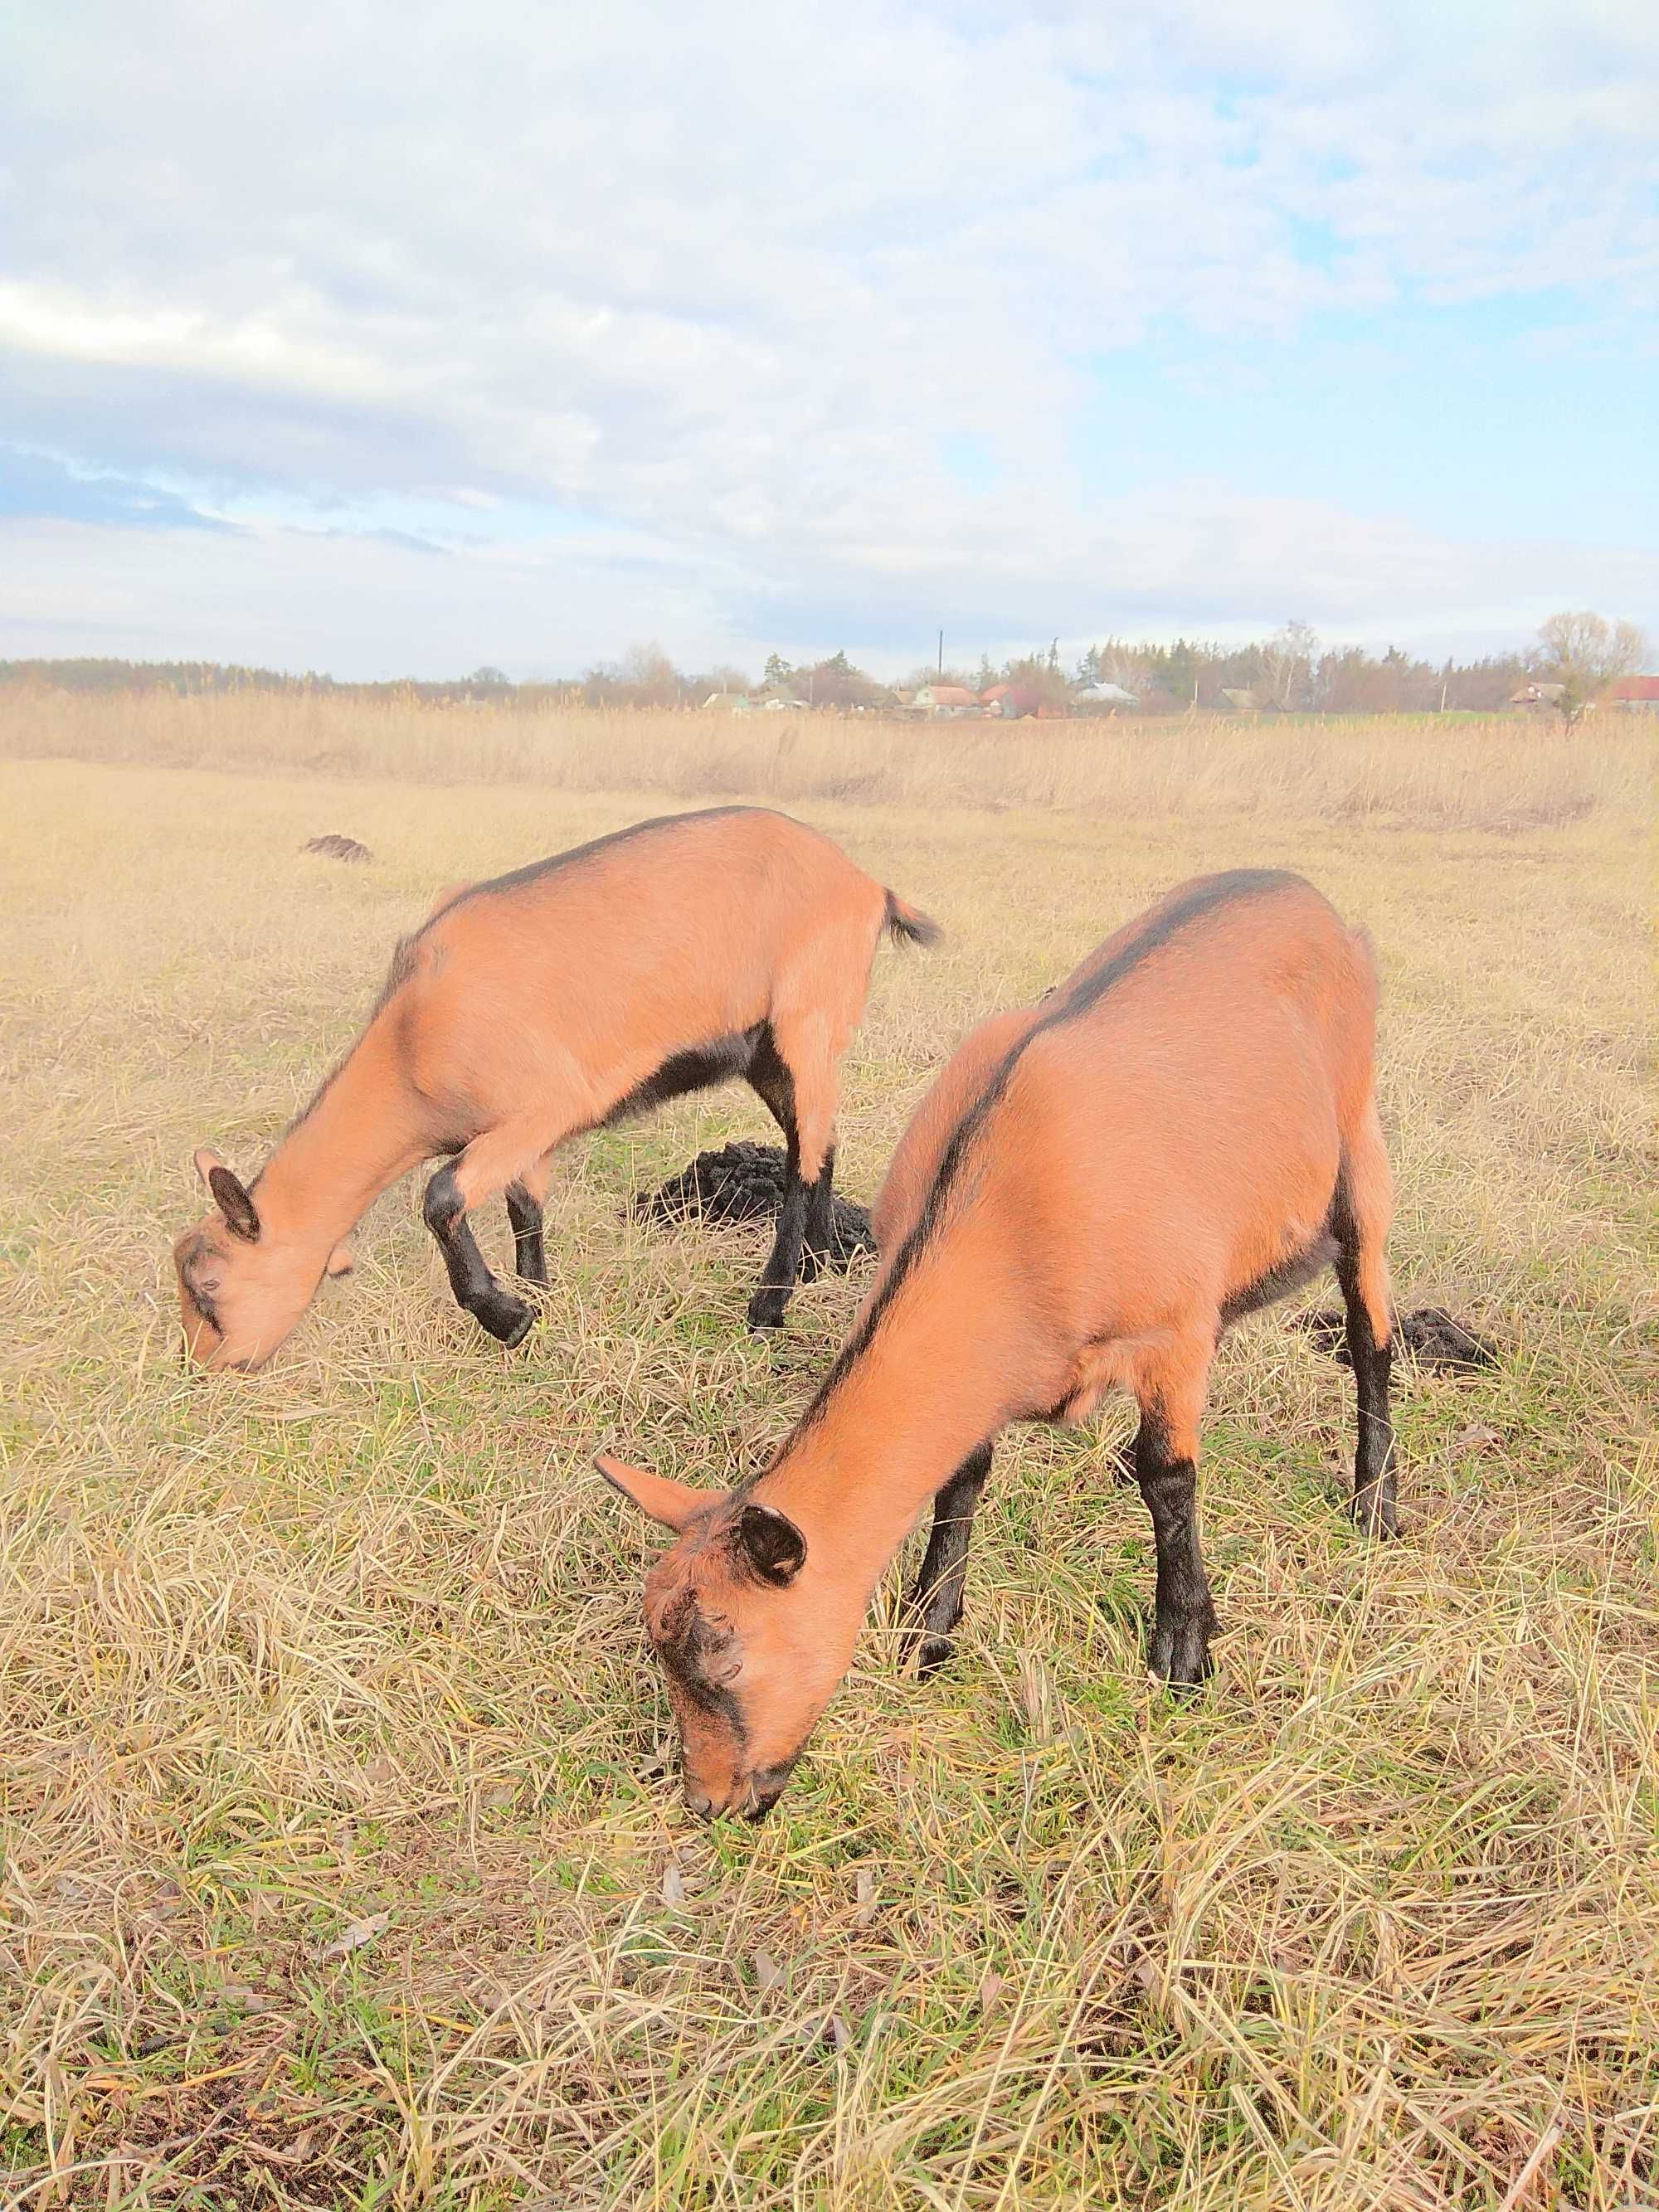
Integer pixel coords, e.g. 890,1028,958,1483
0,0,1654,667
3,494,1652,679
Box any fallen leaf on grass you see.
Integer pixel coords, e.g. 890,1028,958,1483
853,1868,876,1926
976,1970,1009,2017
660,1861,685,1907
752,1949,783,1994
1453,1423,1501,1454
313,1911,389,1964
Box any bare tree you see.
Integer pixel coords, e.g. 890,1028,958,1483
1534,610,1647,730
615,642,684,707
1257,620,1318,711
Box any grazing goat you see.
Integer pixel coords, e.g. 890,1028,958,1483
600,868,1396,1821
173,806,937,1369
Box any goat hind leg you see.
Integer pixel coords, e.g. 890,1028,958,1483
746,1016,838,1330
1333,1104,1399,1539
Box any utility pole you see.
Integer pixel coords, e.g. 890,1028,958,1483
937,629,944,676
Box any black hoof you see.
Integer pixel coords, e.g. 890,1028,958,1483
916,1633,956,1679
477,1294,535,1348
1149,1618,1214,1691
747,1290,789,1332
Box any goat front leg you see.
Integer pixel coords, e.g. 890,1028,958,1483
423,1121,557,1347
505,1155,552,1286
903,1441,994,1676
1131,1344,1218,1690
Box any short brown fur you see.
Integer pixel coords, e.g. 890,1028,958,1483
601,869,1397,1820
173,807,936,1368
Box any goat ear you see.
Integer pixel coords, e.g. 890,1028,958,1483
428,880,472,917
595,1452,708,1532
324,1242,355,1278
737,1501,807,1587
204,1161,260,1243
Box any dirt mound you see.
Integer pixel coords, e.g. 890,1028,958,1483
1297,1305,1498,1373
302,833,374,863
634,1140,876,1270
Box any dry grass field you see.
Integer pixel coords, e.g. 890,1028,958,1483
0,698,1654,2208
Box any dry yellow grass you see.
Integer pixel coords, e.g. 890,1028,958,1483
0,720,1653,2208
1,685,1647,834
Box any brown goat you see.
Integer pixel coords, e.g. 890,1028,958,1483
173,806,937,1369
600,868,1396,1821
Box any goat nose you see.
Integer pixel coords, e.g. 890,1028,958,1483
684,1782,715,1819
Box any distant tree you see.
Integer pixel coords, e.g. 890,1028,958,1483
469,664,509,687
762,652,796,690
1004,653,1073,713
797,649,881,709
615,643,685,707
703,664,752,696
1257,620,1318,711
1533,610,1648,729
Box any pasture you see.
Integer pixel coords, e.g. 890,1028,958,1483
0,701,1653,2208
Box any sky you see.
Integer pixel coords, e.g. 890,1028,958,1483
1,0,1656,681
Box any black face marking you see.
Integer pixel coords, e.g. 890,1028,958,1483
178,1240,224,1334
742,1741,809,1821
654,1592,748,1746
798,869,1311,1434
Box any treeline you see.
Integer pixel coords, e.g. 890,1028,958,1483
1074,625,1530,714
0,630,1537,714
0,657,552,705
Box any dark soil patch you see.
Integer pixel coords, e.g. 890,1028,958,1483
302,833,374,863
1298,1305,1500,1373
634,1140,876,1270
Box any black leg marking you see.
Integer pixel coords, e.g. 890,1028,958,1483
799,1145,837,1282
1134,1414,1216,1690
903,1442,993,1676
422,1164,535,1348
504,1179,547,1286
1331,1194,1398,1539
746,1028,806,1330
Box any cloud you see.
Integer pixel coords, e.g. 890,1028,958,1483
0,0,1653,668
4,493,1652,679
0,446,230,532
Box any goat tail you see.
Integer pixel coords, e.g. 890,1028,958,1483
883,889,942,949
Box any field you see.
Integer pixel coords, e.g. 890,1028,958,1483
1,698,1654,2208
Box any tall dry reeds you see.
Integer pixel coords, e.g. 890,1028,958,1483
2,683,1646,830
